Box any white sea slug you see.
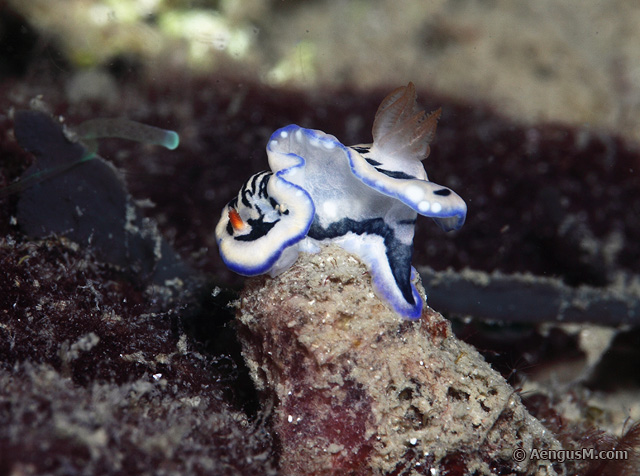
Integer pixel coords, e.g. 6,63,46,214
215,83,466,319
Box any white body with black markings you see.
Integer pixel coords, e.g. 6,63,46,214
215,83,466,319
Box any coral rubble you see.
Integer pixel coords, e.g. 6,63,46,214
236,245,560,475
0,236,277,476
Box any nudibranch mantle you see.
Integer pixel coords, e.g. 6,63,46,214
215,82,466,319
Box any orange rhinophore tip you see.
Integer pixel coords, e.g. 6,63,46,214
228,208,246,231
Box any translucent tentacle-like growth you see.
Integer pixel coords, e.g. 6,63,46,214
1,114,179,198
0,153,97,198
74,118,180,150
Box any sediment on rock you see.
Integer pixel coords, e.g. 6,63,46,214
236,245,561,476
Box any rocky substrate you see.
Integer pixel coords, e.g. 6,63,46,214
237,245,561,475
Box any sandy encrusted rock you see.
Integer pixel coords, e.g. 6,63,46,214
236,245,562,475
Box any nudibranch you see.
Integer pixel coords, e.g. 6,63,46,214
215,83,466,319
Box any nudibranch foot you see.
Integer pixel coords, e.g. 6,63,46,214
216,82,467,319
306,219,423,319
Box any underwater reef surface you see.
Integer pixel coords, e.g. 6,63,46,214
0,236,276,476
236,245,562,476
1,67,639,475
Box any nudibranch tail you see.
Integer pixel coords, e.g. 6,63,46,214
215,83,467,319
